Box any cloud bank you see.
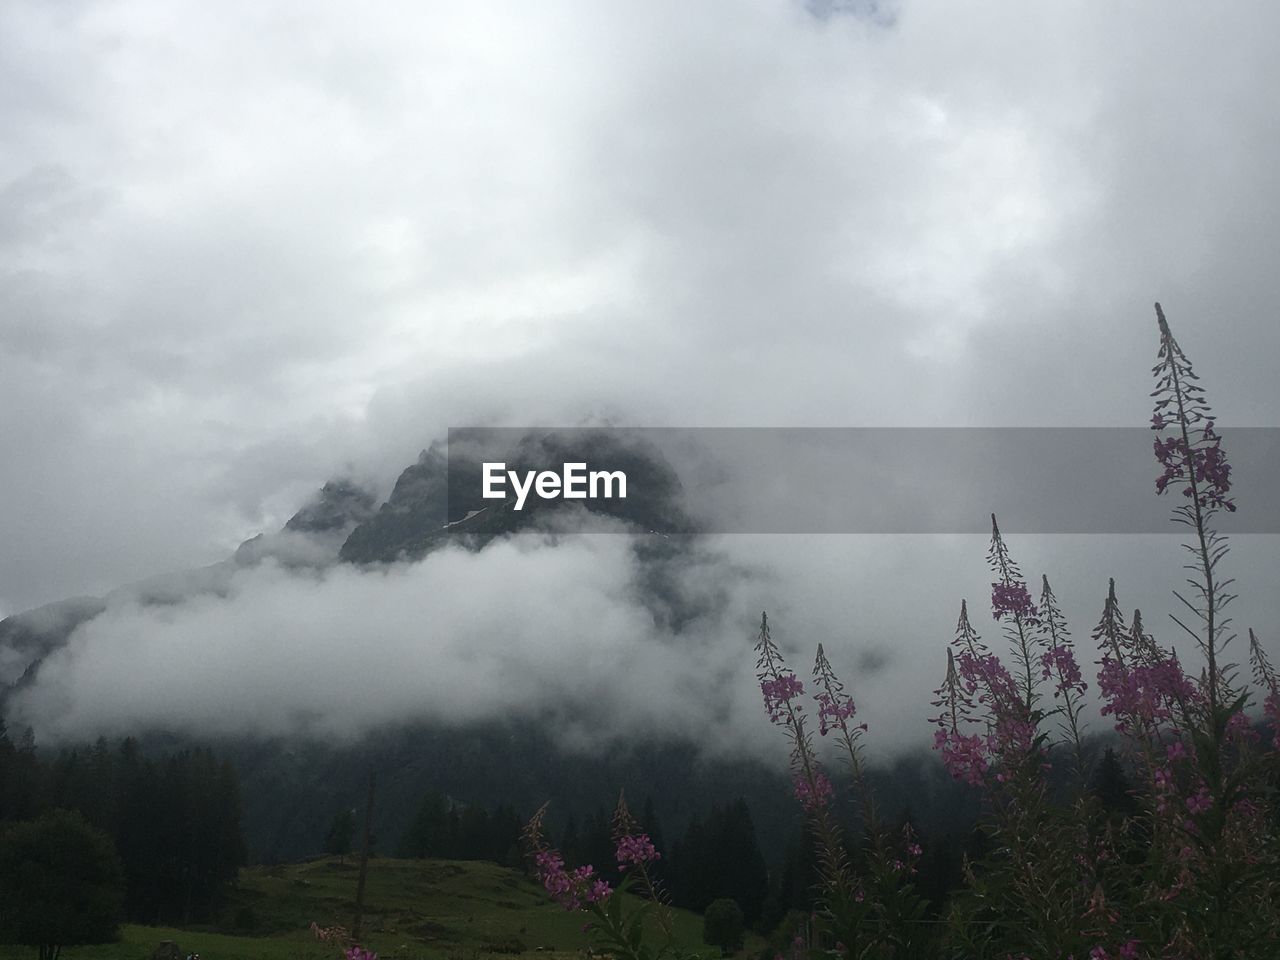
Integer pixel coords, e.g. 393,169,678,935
4,2,1280,755
4,2,1280,612
12,526,1280,759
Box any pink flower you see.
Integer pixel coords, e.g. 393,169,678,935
1186,785,1212,815
815,691,859,736
992,581,1038,622
615,833,660,868
1041,643,1087,698
1097,653,1197,735
761,672,804,724
1153,432,1235,512
1151,309,1236,513
933,727,988,786
534,849,611,910
793,769,834,811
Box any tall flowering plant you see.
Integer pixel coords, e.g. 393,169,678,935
522,794,693,960
1249,629,1280,752
755,614,931,958
930,533,1112,958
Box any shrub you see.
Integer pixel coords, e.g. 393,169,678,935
479,934,526,954
703,898,745,954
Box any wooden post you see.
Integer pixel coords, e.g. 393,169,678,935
352,770,376,942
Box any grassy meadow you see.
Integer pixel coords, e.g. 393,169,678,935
0,857,753,960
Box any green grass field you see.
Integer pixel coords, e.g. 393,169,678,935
0,857,756,960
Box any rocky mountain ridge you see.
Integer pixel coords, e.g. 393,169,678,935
0,430,691,701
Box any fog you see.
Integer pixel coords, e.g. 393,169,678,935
3,1,1280,751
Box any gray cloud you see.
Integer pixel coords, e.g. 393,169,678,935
11,529,1280,761
2,2,1280,749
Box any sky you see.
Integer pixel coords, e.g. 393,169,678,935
3,1,1280,751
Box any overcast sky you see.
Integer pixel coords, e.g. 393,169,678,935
4,2,1280,750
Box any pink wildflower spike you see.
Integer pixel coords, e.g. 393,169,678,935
532,847,611,911
814,690,858,737
1037,577,1086,712
987,516,1052,718
1041,643,1086,697
812,643,865,739
1152,303,1236,513
1098,644,1197,736
933,727,988,786
987,517,1039,623
615,833,660,868
793,769,834,811
761,672,805,724
991,581,1037,623
987,515,1027,593
1092,579,1131,665
1248,629,1280,750
930,614,997,784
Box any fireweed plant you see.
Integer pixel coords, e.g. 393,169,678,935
757,615,933,958
756,305,1278,959
522,793,696,960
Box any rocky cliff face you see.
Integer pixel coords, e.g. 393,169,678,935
339,430,691,564
285,479,379,535
0,596,107,687
0,474,379,699
336,442,453,564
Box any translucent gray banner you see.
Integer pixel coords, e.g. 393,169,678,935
444,427,1280,534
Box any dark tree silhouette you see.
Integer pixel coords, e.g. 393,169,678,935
325,808,356,861
0,809,124,960
669,799,770,923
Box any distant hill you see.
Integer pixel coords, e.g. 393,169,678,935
0,855,742,960
222,855,732,955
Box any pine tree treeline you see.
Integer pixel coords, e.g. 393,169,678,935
3,714,1175,939
398,788,813,927
0,721,246,925
397,791,525,866
668,799,771,924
